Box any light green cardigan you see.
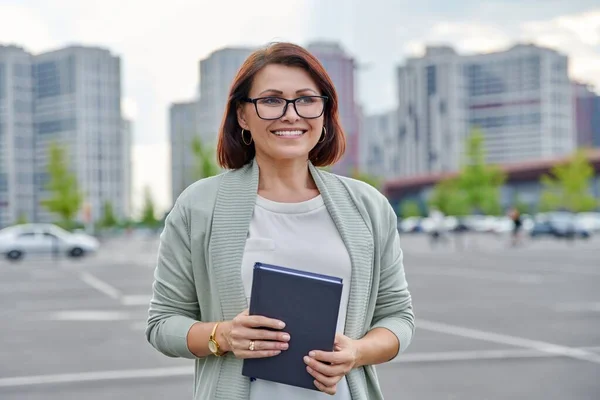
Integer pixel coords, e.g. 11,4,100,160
146,159,415,400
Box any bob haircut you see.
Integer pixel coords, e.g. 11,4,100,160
216,42,346,169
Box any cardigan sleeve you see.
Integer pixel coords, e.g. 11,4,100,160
369,201,415,359
146,202,199,359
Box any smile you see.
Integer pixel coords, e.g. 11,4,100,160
271,129,306,137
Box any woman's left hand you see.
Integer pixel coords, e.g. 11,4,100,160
304,333,359,395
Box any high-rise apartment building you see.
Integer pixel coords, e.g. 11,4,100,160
360,110,399,179
573,82,600,148
0,45,35,227
33,46,126,223
395,44,574,177
307,42,360,175
197,47,255,143
0,44,130,228
396,46,466,177
170,101,199,204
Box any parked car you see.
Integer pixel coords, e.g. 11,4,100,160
530,212,591,239
575,212,600,233
0,223,100,261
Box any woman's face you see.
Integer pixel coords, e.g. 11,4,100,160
237,64,325,165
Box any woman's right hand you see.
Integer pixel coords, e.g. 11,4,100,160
222,308,290,359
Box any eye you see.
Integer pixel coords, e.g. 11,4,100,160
296,96,318,105
257,97,285,106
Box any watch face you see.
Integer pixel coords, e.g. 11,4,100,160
208,340,217,353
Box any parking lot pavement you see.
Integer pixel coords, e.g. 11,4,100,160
0,234,598,399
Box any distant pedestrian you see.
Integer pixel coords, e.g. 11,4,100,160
509,208,522,247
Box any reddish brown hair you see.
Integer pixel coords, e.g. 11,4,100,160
216,42,346,169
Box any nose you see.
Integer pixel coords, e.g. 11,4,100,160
280,102,300,122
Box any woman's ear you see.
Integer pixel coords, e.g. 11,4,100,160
237,106,249,130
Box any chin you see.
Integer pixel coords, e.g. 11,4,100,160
267,148,313,163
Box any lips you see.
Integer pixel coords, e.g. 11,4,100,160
271,129,306,137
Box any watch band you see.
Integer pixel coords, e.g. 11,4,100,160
209,322,224,356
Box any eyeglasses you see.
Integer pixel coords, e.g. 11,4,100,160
242,95,328,120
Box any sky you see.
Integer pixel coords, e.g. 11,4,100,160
1,0,599,215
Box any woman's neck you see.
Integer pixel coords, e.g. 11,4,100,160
255,156,319,202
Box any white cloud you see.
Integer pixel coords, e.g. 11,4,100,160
403,9,600,89
0,4,57,51
519,10,600,88
121,97,138,121
403,22,512,57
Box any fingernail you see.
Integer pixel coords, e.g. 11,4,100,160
306,366,312,373
282,334,290,341
279,321,285,328
281,343,288,350
309,351,316,357
303,356,310,364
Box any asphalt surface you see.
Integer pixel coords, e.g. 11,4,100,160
0,232,599,399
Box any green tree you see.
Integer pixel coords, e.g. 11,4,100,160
99,200,118,228
191,136,220,180
140,186,159,227
456,128,506,215
41,142,83,229
429,178,470,216
399,199,422,218
351,167,382,190
538,150,598,212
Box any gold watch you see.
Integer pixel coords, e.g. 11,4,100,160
208,322,225,356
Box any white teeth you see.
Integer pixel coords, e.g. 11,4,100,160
273,130,304,136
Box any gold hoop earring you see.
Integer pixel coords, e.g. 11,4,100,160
241,129,253,145
318,126,327,144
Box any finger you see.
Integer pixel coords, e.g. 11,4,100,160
311,375,337,395
307,363,339,387
237,350,281,359
233,327,290,343
244,315,286,330
304,356,345,377
309,350,347,365
241,308,249,316
249,339,289,352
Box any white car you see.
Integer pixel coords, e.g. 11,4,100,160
0,223,100,261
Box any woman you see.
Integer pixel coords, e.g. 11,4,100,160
146,42,414,400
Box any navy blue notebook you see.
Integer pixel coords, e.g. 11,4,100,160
242,262,343,391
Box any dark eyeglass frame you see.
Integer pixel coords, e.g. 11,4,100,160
241,95,329,120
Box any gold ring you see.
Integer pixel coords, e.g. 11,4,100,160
249,340,255,351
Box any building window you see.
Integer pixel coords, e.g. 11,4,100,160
426,65,437,96
0,63,4,99
35,119,76,135
34,61,61,99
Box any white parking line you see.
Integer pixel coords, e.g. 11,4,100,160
418,319,600,364
397,348,553,362
0,366,193,388
78,272,121,300
410,267,545,284
121,295,151,306
47,310,134,321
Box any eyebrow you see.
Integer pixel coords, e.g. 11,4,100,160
258,88,319,96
